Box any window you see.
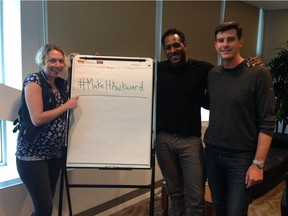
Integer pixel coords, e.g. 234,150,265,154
0,0,47,185
0,123,2,164
0,0,22,183
0,0,4,166
0,1,2,164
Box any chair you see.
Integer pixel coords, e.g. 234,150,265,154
281,172,288,216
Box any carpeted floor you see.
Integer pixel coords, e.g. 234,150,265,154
110,181,285,216
248,181,285,216
109,190,163,216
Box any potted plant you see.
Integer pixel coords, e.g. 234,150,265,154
267,41,288,134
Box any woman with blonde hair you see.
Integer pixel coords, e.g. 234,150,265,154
14,44,79,216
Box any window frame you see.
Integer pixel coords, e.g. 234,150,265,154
0,122,3,164
0,0,47,185
0,0,21,183
0,0,4,166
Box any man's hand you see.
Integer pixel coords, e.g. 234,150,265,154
247,57,265,67
69,52,80,60
245,164,264,188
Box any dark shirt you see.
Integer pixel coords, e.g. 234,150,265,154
204,60,275,151
156,59,214,137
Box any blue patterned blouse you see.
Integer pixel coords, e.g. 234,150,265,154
16,73,67,161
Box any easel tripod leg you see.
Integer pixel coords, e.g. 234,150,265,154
58,167,73,216
65,169,73,215
58,167,65,216
149,149,156,216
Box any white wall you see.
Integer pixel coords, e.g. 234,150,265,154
21,1,46,81
0,183,33,216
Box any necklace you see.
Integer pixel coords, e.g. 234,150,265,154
41,70,50,84
41,70,58,92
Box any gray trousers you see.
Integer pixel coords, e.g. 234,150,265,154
156,132,206,216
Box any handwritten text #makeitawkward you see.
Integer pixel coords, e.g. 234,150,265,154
77,78,144,92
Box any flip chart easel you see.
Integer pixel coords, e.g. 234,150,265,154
58,55,156,216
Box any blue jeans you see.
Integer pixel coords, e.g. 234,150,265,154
16,157,63,216
205,146,254,216
156,132,206,216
